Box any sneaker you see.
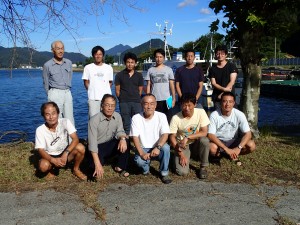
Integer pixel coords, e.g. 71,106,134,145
161,175,172,184
199,167,208,179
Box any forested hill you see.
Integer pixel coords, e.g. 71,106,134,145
0,46,87,68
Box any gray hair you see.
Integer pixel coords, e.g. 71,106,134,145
51,40,64,50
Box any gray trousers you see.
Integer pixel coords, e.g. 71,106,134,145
174,137,210,176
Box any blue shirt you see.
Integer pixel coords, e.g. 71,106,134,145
43,58,73,92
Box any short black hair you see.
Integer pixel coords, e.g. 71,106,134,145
221,91,235,101
141,93,156,103
184,49,195,58
180,93,196,105
92,46,105,57
101,94,117,106
123,52,137,63
41,102,60,117
214,45,228,55
154,48,165,58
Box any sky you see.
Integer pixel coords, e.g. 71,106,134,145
3,0,226,57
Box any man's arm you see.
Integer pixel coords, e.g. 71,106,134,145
42,65,49,94
225,72,238,90
115,85,121,98
109,80,113,88
195,81,203,102
132,136,150,160
175,82,182,98
146,80,151,94
138,86,143,96
83,79,89,90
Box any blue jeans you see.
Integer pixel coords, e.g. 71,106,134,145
119,102,142,134
134,143,170,176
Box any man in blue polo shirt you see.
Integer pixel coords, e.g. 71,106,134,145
43,40,75,125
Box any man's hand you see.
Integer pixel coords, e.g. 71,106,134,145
179,153,188,167
141,153,151,161
150,147,160,157
224,147,241,160
118,139,127,153
179,137,188,149
50,157,66,168
93,163,104,179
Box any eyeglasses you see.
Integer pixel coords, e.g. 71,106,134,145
102,103,116,108
54,47,64,51
50,136,60,146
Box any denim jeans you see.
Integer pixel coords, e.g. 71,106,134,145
134,143,170,176
119,102,142,134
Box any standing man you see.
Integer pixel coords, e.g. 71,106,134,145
82,46,113,118
115,52,144,135
208,92,256,164
208,45,238,108
35,102,86,181
169,93,210,178
130,94,172,184
43,40,75,125
175,50,204,107
145,48,176,120
88,94,129,179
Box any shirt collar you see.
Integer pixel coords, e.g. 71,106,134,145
51,58,66,65
99,111,116,121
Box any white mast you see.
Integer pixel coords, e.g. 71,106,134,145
154,21,173,60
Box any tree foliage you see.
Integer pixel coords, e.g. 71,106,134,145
209,0,300,136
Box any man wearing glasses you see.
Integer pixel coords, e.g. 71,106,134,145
43,40,75,125
88,94,129,179
35,102,86,180
208,92,256,165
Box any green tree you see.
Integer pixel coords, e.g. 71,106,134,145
209,0,300,137
105,55,114,65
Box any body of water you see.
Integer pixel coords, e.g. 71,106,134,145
0,69,300,143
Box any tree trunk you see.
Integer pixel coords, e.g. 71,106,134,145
240,63,261,138
239,31,262,139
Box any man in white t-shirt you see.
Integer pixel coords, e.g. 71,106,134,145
129,94,172,184
82,45,113,118
169,93,210,179
208,92,256,164
35,102,86,180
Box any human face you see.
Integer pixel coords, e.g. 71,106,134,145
43,105,59,128
142,95,157,118
181,101,195,118
125,58,136,72
52,42,64,60
101,97,116,118
221,95,235,114
155,53,164,66
215,50,227,62
185,52,195,66
93,50,104,65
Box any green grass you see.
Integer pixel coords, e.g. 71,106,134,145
0,131,299,220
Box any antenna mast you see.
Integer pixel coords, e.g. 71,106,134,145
155,21,173,60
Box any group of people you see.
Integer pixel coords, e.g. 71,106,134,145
35,40,256,183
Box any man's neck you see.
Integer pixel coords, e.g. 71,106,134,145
221,109,232,117
46,122,58,131
217,60,227,68
94,62,103,66
143,112,154,120
126,69,134,76
185,63,195,69
53,57,63,64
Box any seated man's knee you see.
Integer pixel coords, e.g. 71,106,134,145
76,143,86,154
247,140,256,153
134,155,146,167
200,137,210,146
176,166,189,176
39,159,51,173
209,142,219,156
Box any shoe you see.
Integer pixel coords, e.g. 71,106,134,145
114,167,130,177
199,167,208,179
161,175,172,184
73,169,87,181
45,171,56,181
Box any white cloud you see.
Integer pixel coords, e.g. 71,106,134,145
177,0,198,8
200,8,211,15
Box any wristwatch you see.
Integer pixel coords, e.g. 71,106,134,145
120,137,126,141
238,145,243,150
64,149,70,154
156,145,162,150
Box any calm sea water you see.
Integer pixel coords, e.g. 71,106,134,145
0,69,300,143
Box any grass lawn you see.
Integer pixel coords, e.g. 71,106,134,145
0,129,299,220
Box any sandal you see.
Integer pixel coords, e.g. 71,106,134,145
73,170,87,181
114,167,130,177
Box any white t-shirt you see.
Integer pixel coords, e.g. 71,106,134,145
129,111,170,148
35,118,76,156
82,63,113,100
208,108,250,141
170,108,210,145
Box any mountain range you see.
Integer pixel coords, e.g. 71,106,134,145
0,38,166,68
